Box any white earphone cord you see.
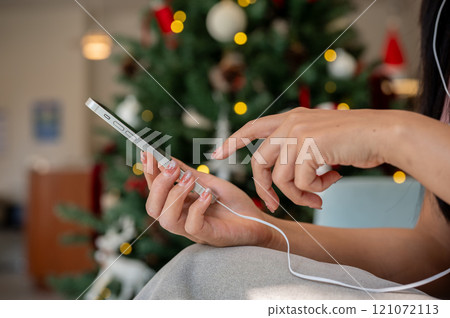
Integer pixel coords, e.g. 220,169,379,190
217,200,450,293
434,0,450,98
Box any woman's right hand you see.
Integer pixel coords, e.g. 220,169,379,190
141,151,275,248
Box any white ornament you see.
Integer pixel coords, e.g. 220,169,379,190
206,0,247,42
116,95,141,127
315,102,335,110
327,48,357,79
84,217,155,300
207,100,243,181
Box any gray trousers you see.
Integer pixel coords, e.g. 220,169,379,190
135,244,435,300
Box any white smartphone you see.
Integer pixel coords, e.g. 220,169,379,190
85,98,216,203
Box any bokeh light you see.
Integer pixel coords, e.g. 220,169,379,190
197,165,210,174
120,242,132,255
393,171,406,184
171,20,184,33
234,101,248,115
133,163,144,175
337,103,350,110
325,81,337,93
141,110,154,122
173,10,187,23
234,32,247,45
324,49,337,62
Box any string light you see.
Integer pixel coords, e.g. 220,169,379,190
173,10,187,23
325,81,337,93
171,20,184,33
97,288,111,300
393,171,406,184
141,110,154,122
238,0,251,7
324,49,337,62
234,32,247,45
133,163,144,175
337,103,350,110
234,101,248,115
197,165,210,174
120,242,132,255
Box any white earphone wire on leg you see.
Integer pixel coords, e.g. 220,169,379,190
217,200,450,293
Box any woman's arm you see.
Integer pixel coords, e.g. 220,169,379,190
383,111,450,205
261,190,450,298
213,108,450,210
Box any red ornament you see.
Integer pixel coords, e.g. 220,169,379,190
125,176,148,197
298,85,311,108
154,5,173,34
383,29,405,67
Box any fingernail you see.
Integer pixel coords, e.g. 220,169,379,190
212,147,222,159
266,202,276,213
179,170,192,186
163,160,177,176
141,151,147,164
200,188,211,201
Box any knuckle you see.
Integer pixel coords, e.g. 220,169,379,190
290,123,305,136
251,153,266,168
294,177,308,191
272,173,283,187
158,217,174,233
145,198,157,218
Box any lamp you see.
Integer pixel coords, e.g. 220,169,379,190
81,32,112,61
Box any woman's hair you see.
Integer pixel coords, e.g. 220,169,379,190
419,0,450,220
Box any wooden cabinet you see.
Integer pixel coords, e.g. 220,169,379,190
27,169,96,286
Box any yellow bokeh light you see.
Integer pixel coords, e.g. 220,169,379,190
141,110,154,122
234,32,247,45
238,0,251,7
97,288,111,300
324,49,337,62
133,163,143,176
393,171,406,184
337,103,350,110
173,10,187,23
197,165,210,174
234,102,248,115
120,242,132,255
171,20,184,34
325,81,337,93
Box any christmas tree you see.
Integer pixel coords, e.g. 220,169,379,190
53,0,377,299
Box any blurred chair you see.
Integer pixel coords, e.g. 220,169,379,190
314,177,423,229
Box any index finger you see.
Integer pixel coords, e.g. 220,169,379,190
212,114,285,160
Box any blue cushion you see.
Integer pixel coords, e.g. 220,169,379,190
313,177,423,229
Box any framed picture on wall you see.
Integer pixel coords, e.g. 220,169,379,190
32,100,62,142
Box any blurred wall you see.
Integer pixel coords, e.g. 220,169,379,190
0,2,89,204
0,0,421,206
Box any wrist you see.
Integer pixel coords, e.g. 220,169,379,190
375,109,410,167
257,213,286,251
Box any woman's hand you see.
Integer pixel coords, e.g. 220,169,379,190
212,107,396,211
141,151,273,247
